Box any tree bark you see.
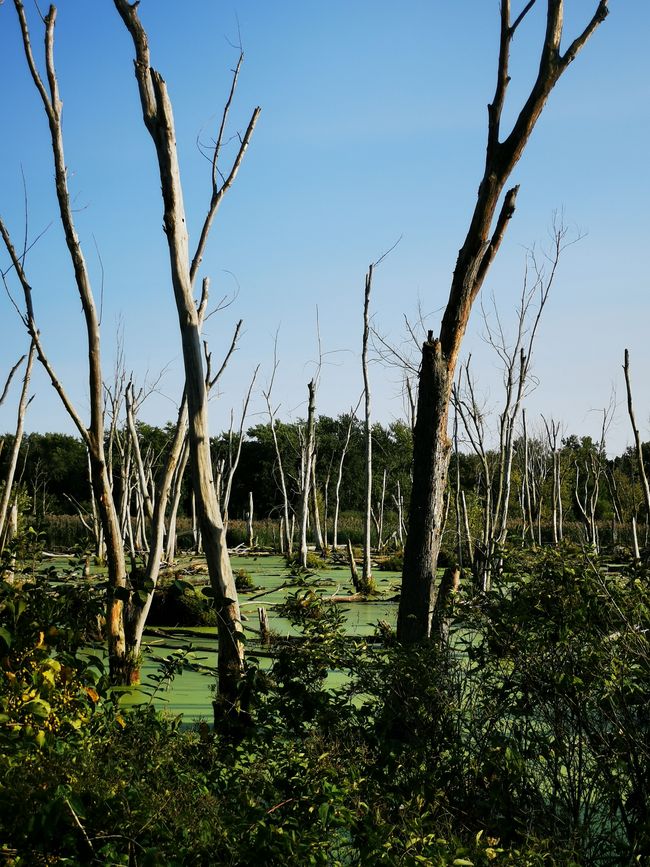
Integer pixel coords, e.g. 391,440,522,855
0,341,35,553
113,0,258,709
299,380,317,568
398,0,608,641
623,349,650,525
362,266,374,586
7,2,129,681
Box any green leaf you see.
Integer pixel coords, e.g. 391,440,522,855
0,626,12,650
22,699,51,718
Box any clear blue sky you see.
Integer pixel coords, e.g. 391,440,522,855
1,1,648,455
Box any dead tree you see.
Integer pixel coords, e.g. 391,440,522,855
398,0,609,642
573,409,610,552
114,1,259,710
3,1,130,680
310,460,325,553
0,356,26,408
517,412,550,546
220,363,259,526
298,380,317,568
263,342,293,555
124,287,243,684
362,265,374,588
542,415,564,544
623,349,650,545
0,340,35,553
332,407,359,551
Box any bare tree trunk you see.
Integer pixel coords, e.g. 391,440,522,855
461,491,474,567
398,1,608,641
632,517,641,560
0,340,35,552
3,503,18,582
3,4,130,679
310,463,325,553
258,606,270,645
623,349,650,525
347,538,359,591
543,416,562,545
322,469,331,551
264,348,293,555
299,380,317,568
394,480,405,547
362,265,374,588
453,409,463,570
522,410,534,544
114,1,259,708
247,491,254,549
221,365,258,526
333,410,356,550
377,468,387,551
164,433,189,563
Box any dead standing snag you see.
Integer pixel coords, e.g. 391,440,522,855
397,0,609,642
113,0,260,712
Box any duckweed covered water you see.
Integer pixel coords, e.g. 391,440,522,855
130,554,401,721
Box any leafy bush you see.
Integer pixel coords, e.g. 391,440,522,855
1,546,649,865
284,551,326,570
377,551,403,571
148,581,217,627
234,567,254,591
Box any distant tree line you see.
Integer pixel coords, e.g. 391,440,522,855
2,418,649,556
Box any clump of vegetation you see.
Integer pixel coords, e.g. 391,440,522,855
2,542,650,865
148,580,217,627
377,551,403,571
234,567,254,591
276,588,328,622
284,551,326,571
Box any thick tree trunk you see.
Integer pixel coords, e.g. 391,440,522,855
398,338,452,641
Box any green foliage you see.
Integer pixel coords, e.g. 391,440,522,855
285,550,326,570
1,547,649,865
377,550,403,571
148,580,217,627
234,567,254,591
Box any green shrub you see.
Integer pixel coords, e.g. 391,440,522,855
234,568,254,591
284,551,325,571
147,583,216,627
377,551,403,571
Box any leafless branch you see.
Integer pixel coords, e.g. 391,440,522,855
0,355,26,406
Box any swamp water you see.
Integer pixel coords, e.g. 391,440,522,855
122,554,401,722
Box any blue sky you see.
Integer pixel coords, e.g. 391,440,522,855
1,1,648,455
